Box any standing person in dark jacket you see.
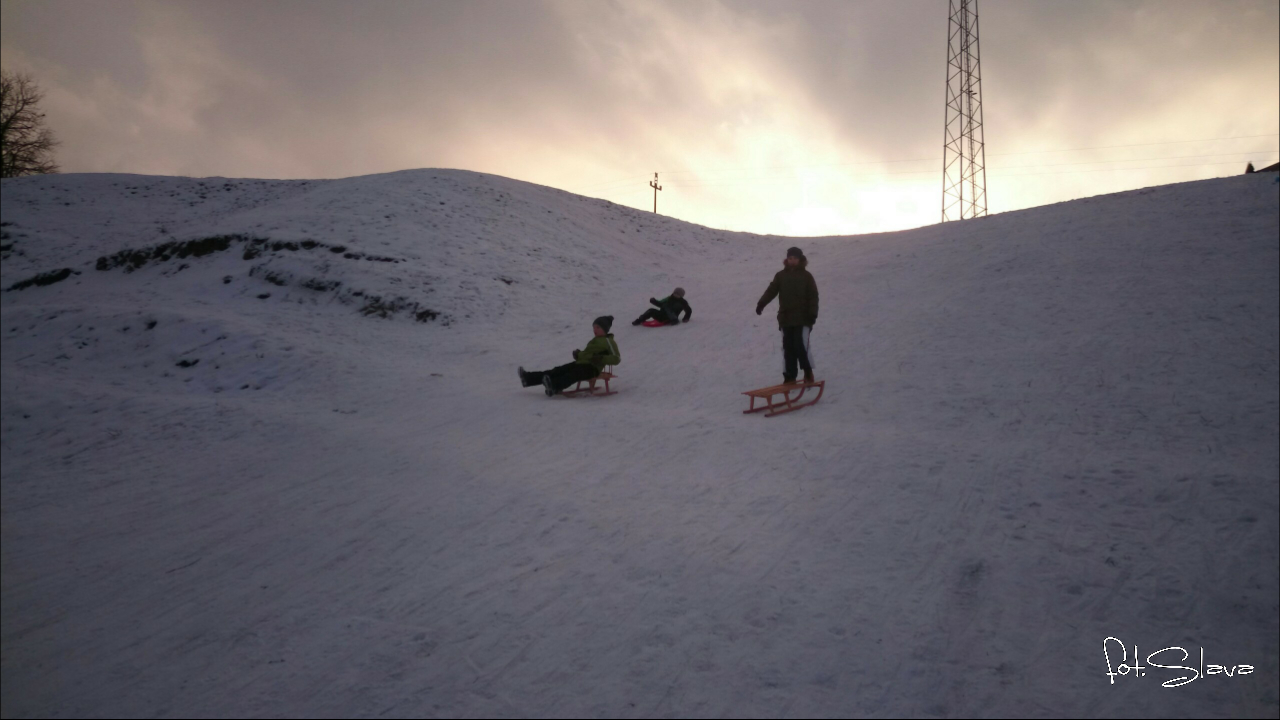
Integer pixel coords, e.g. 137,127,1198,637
631,287,692,326
756,247,819,384
518,316,622,396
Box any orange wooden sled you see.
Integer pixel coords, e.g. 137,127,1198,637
561,367,617,397
742,380,825,417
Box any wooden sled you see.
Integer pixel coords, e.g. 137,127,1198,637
742,380,825,417
561,367,617,397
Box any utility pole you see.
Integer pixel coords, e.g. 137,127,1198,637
650,173,663,214
942,0,987,222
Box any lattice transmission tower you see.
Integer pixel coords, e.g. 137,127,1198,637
942,0,987,222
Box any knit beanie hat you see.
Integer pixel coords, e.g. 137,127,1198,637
786,246,804,259
673,287,685,297
594,315,614,333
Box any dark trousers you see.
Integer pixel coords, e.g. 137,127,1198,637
635,308,670,324
781,326,812,381
524,362,600,392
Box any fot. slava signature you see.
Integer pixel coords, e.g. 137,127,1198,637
1105,637,1255,688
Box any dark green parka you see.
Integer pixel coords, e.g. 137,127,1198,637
756,258,819,329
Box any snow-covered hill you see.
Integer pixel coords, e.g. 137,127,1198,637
2,169,1277,718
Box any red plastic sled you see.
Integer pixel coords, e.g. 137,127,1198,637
642,319,667,327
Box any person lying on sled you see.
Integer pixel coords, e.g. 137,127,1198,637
631,287,692,326
518,316,621,396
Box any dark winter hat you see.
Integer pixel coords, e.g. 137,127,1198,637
673,287,685,297
594,315,614,333
786,246,805,259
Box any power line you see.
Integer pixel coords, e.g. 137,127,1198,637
991,149,1276,171
642,132,1279,177
995,159,1272,179
990,133,1280,157
573,158,1268,232
655,147,1274,185
655,157,1273,190
574,137,1277,195
578,175,650,191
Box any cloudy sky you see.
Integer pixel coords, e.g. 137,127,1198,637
3,0,1277,235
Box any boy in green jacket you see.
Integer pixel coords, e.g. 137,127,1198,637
518,316,622,396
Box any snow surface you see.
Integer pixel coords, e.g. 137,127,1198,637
2,169,1277,718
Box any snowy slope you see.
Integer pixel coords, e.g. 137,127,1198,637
2,169,1277,718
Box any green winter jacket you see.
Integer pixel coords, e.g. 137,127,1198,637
756,262,819,328
575,333,621,371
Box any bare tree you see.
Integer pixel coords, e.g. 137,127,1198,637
1,70,60,178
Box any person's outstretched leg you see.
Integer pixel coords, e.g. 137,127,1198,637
633,308,665,325
542,362,599,394
547,362,600,393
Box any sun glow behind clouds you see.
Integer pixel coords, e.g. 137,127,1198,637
532,1,943,237
585,148,944,237
3,0,1276,238
539,1,1278,237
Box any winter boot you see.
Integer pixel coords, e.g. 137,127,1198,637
518,366,530,387
543,374,557,397
804,369,815,384
783,376,798,385
632,317,644,325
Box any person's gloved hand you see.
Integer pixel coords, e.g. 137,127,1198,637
755,306,763,315
572,349,580,359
